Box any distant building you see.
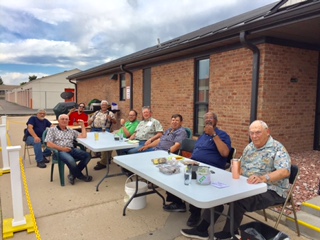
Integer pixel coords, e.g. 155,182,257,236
0,85,18,99
6,69,81,109
67,0,320,153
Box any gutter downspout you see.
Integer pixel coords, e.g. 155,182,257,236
120,65,133,109
240,31,260,123
69,79,77,102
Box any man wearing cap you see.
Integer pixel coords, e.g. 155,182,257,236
25,109,52,168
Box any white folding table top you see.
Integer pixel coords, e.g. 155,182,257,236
77,132,138,152
113,150,267,209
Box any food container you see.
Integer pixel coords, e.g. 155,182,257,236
196,166,211,185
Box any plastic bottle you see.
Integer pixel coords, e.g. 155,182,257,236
184,165,191,185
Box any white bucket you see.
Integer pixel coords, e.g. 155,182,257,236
124,177,148,210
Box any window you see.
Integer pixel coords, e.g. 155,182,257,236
143,68,151,107
120,73,126,101
194,58,210,135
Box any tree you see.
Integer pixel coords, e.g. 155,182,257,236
29,75,37,81
0,77,3,85
20,82,27,86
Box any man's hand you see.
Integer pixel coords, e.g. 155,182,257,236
34,136,41,143
247,175,264,184
204,124,215,136
139,146,148,152
60,147,72,152
78,119,85,127
69,107,76,114
120,118,125,125
145,139,152,145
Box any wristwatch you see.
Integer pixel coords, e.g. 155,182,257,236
212,133,217,138
265,174,271,183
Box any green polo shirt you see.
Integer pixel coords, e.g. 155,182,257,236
117,120,140,137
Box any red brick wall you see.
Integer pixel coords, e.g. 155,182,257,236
76,43,319,154
150,60,195,130
210,48,254,156
259,44,318,153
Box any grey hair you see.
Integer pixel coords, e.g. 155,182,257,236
142,106,152,112
204,112,218,121
250,120,269,129
37,108,46,113
58,114,69,120
101,100,109,105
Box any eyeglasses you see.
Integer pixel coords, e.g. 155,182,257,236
249,131,262,136
60,118,69,121
79,105,85,108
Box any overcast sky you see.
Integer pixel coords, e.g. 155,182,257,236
0,0,278,85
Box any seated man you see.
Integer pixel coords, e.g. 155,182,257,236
164,112,231,228
25,109,52,168
93,109,140,170
124,106,164,154
181,120,291,240
68,102,89,127
139,113,187,153
88,100,116,165
45,114,92,185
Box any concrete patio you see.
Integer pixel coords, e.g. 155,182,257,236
0,113,309,240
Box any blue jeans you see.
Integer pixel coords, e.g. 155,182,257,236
26,136,51,163
58,148,91,178
121,140,154,155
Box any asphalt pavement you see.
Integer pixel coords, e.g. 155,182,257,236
0,99,54,116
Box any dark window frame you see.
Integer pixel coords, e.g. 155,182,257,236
194,57,210,136
119,73,126,101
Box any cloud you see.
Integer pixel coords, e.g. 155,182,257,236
0,0,277,85
0,71,48,85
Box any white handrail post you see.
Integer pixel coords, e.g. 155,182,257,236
1,115,7,125
7,146,26,226
0,124,10,171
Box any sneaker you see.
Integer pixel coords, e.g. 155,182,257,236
180,228,209,240
37,161,46,168
214,230,239,240
43,156,50,163
94,162,106,170
163,202,186,212
77,175,93,182
68,174,75,185
187,213,201,227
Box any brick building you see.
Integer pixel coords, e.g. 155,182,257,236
68,0,320,155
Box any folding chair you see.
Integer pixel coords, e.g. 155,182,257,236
178,138,196,158
225,147,236,170
42,129,89,186
262,165,300,236
23,128,35,164
23,128,47,164
184,127,192,138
